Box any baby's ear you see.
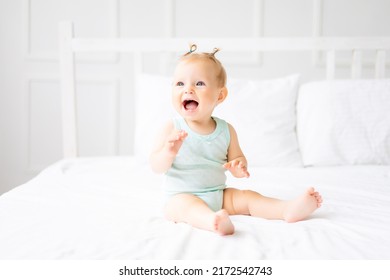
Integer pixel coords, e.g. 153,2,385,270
217,87,228,104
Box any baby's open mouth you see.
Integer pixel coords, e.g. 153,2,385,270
183,100,199,110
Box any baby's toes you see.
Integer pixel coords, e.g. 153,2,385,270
316,196,323,206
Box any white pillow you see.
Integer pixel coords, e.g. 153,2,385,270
215,74,302,167
134,73,302,167
297,79,390,166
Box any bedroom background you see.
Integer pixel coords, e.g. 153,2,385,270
0,0,389,195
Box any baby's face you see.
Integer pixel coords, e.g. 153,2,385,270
172,60,225,122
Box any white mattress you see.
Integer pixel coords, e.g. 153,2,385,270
0,157,389,259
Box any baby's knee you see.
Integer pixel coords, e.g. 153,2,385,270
224,189,252,215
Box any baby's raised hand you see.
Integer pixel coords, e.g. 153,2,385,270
166,130,187,156
223,159,250,178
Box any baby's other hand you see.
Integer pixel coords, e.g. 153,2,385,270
223,159,250,178
166,130,187,156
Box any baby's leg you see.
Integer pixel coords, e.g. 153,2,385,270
164,193,234,235
223,187,322,222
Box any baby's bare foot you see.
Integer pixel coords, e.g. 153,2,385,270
213,209,234,235
283,187,322,223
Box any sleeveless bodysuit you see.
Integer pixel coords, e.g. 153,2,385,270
163,117,230,211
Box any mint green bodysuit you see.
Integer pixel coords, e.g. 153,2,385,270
164,117,230,211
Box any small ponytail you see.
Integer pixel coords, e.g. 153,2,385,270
184,44,197,56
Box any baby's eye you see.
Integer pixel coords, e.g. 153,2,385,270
176,81,184,86
196,81,205,86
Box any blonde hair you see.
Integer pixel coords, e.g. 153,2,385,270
178,44,227,87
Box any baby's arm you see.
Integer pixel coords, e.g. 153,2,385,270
223,124,250,178
149,121,187,174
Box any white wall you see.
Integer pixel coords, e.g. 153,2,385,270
1,0,389,194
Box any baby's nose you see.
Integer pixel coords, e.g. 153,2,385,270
184,87,194,94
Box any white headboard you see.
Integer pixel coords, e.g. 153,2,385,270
59,21,390,158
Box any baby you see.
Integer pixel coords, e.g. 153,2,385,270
150,45,322,235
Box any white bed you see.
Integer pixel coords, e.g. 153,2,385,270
1,157,390,259
1,21,390,260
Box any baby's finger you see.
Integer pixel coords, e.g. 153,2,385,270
167,137,178,144
168,130,186,142
177,130,188,140
239,164,249,176
240,168,250,178
232,160,239,168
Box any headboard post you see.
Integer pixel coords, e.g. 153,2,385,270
375,50,386,78
133,52,143,101
351,50,362,79
59,21,78,158
326,50,336,80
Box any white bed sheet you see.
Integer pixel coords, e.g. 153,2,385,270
0,157,389,259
